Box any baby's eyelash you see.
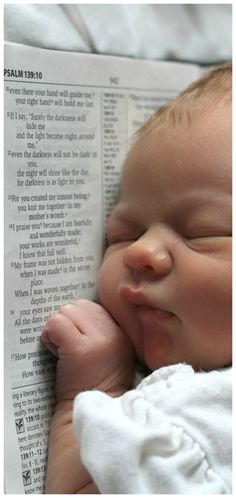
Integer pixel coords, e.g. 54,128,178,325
107,230,140,245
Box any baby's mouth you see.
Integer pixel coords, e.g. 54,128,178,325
119,286,175,321
136,305,174,322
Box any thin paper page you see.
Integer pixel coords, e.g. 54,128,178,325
4,42,201,493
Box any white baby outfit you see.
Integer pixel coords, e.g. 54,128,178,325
73,363,231,494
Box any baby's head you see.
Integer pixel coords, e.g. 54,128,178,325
98,64,232,372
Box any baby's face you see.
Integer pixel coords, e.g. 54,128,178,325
98,105,232,371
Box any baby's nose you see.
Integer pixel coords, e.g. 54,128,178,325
123,230,173,276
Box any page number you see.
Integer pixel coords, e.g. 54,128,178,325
110,77,119,85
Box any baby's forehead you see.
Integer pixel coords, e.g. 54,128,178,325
121,110,231,200
130,101,230,155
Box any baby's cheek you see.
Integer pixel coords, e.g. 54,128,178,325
97,263,107,304
97,258,118,309
98,255,129,336
179,258,231,328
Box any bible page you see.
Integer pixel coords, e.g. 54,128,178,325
4,42,201,493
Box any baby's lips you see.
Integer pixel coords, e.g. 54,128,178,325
119,285,156,308
119,285,175,318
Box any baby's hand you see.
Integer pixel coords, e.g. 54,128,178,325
42,299,135,403
42,300,135,492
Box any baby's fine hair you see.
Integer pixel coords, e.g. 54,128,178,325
137,62,232,139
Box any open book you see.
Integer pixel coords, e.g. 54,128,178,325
4,42,203,493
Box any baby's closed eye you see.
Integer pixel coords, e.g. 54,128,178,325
185,234,231,253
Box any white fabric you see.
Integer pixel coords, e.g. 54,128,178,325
73,363,231,494
4,4,232,64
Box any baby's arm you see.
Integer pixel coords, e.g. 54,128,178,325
42,299,135,493
44,398,98,493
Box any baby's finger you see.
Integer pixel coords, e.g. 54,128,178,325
72,299,122,339
42,312,84,356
